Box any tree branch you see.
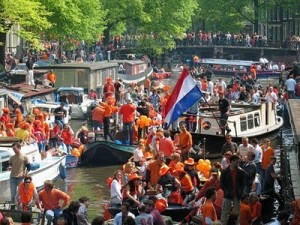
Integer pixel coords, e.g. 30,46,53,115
233,6,255,24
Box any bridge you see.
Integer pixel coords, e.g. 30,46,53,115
117,45,300,64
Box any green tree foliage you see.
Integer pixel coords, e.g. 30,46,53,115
195,0,300,33
39,0,105,49
0,0,51,66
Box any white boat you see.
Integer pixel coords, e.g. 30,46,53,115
55,87,94,119
173,102,284,156
0,137,66,202
30,100,71,124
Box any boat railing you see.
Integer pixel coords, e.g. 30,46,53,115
0,201,44,225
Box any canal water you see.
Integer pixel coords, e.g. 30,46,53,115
53,72,293,223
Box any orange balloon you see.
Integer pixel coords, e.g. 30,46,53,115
196,164,202,171
78,145,85,153
205,159,211,165
71,148,81,158
198,159,204,164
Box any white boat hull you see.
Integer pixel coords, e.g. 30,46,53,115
0,155,66,202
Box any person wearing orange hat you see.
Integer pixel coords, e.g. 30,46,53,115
184,158,201,190
32,120,46,152
15,122,31,142
156,165,180,198
0,108,10,125
122,173,145,207
103,77,115,101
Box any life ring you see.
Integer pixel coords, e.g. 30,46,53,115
59,163,67,180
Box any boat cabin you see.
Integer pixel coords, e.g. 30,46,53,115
38,62,119,92
55,87,93,119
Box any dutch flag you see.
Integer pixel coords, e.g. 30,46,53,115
163,68,203,128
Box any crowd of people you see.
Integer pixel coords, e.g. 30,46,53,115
1,59,300,224
0,179,106,225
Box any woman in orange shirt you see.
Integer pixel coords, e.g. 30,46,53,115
175,165,194,204
60,124,73,154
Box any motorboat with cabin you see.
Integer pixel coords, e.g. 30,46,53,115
198,58,282,79
55,87,95,119
172,102,284,157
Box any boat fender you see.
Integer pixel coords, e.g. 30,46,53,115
29,162,40,171
59,163,67,180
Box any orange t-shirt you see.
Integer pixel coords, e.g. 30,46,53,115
147,161,164,186
92,106,104,122
262,146,274,169
100,103,112,118
47,73,56,84
119,103,136,123
202,201,217,225
179,131,192,153
250,201,262,220
180,174,194,193
159,138,175,157
240,202,252,225
61,130,72,145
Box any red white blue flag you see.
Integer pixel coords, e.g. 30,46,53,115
163,68,203,128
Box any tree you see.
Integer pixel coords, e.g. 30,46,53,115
0,0,51,67
39,0,105,51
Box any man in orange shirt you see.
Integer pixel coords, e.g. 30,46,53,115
39,180,70,225
146,152,165,190
202,187,220,225
45,69,56,87
100,101,116,142
261,138,274,191
178,123,193,162
92,104,104,131
158,130,175,164
119,98,136,145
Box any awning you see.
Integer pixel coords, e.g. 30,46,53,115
7,92,23,105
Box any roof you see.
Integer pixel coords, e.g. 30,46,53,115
199,58,257,67
37,61,118,71
5,83,56,100
57,87,84,92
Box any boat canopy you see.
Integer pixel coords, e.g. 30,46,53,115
199,58,259,67
57,87,84,95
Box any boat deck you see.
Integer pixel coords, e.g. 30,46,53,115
287,99,300,199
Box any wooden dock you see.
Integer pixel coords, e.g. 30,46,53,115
287,99,300,199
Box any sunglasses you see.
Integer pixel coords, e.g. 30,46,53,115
25,181,31,183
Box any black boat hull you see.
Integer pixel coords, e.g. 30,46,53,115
80,141,135,166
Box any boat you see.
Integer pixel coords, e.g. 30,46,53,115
152,71,172,80
108,204,193,222
65,155,79,168
80,141,135,166
30,99,71,125
0,137,66,202
55,87,94,119
198,58,282,79
172,102,284,157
